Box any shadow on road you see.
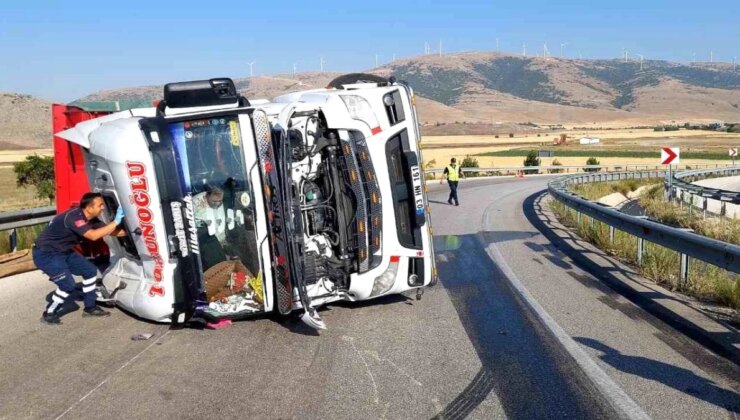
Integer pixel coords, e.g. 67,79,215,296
431,233,614,419
522,189,740,373
575,337,740,413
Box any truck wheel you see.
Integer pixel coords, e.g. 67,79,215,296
327,73,388,89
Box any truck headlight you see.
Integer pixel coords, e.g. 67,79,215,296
370,256,400,297
340,95,381,134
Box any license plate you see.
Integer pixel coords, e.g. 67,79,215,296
410,165,424,216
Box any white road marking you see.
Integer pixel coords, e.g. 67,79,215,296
55,329,171,420
482,204,651,420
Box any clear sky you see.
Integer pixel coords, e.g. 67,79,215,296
1,0,738,102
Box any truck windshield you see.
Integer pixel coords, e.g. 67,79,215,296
169,115,261,282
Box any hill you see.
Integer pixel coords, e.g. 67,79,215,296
374,52,740,124
0,93,52,149
3,51,739,149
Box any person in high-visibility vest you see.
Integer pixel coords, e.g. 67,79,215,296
440,157,465,205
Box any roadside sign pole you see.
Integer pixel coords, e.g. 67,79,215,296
661,147,680,201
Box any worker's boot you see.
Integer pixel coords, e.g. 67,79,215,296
82,306,111,317
41,311,62,325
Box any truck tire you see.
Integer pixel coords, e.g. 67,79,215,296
327,73,388,89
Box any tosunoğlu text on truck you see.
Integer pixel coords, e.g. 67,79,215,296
53,75,436,329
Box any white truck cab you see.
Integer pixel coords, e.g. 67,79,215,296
56,75,436,329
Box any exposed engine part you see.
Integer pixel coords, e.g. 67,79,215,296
288,128,308,162
304,251,319,285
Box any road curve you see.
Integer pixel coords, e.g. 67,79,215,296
0,176,737,419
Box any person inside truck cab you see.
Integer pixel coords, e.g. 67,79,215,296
194,186,228,271
33,192,126,325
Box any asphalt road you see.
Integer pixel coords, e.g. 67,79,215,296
0,176,737,419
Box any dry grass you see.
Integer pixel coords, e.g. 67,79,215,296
0,224,46,253
0,166,52,212
571,178,662,201
551,194,739,309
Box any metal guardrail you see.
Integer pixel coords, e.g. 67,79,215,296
0,206,55,253
548,171,740,280
669,166,740,205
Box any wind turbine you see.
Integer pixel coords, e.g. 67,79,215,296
734,56,737,72
392,53,396,63
320,56,325,72
375,54,379,67
710,50,714,63
543,43,550,59
293,63,298,78
560,42,568,58
439,40,442,57
248,61,256,78
424,42,430,55
522,43,527,57
636,54,644,71
623,48,629,63
496,37,500,53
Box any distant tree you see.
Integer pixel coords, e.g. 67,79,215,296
585,157,601,172
523,151,540,174
14,155,55,204
548,159,564,174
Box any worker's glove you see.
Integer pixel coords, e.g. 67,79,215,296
114,207,125,224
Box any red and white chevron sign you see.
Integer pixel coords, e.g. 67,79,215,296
730,147,737,157
661,147,679,165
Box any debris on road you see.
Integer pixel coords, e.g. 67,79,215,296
131,333,154,341
205,319,233,330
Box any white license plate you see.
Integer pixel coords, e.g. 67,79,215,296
410,165,424,216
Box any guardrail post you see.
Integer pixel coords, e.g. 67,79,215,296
576,211,581,224
703,197,708,219
680,253,690,287
609,226,615,244
8,228,17,253
721,201,727,217
637,237,644,266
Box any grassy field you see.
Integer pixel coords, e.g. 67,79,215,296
477,149,729,160
421,128,740,168
0,166,52,212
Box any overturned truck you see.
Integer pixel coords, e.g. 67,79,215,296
53,75,436,329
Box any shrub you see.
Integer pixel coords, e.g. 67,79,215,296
584,157,601,172
461,155,480,177
548,159,564,174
